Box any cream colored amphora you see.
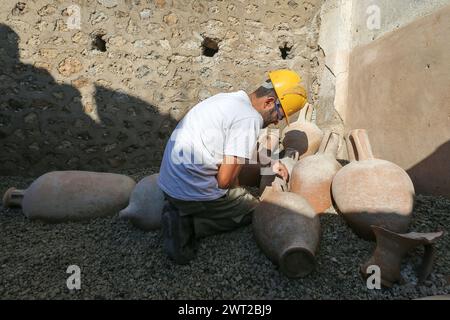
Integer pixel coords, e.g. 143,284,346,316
281,104,324,159
331,129,415,240
2,171,136,222
290,131,342,213
119,174,164,231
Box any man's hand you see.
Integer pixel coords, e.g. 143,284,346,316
272,161,289,182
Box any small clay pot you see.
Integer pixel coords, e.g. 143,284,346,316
281,104,324,159
2,171,135,222
290,131,342,213
331,129,415,240
253,186,320,278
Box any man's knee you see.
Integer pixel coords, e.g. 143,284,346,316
193,208,254,239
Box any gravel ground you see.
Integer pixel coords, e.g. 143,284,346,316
0,168,449,300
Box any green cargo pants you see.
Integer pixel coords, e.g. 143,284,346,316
165,187,260,238
161,187,260,264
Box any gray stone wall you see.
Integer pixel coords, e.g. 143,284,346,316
0,0,323,176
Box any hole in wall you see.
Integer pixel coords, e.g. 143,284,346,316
92,33,107,52
12,2,26,15
202,37,219,57
279,43,292,60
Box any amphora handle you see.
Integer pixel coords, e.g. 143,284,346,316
345,129,374,161
295,103,313,124
318,130,340,156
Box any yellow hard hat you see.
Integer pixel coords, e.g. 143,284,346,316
269,69,308,125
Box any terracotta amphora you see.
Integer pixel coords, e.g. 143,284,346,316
253,184,320,278
290,131,342,213
281,103,324,159
119,174,164,231
2,171,135,222
331,129,415,240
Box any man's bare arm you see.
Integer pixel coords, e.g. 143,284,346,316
217,155,245,189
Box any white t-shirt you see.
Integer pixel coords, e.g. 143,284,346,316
158,90,263,201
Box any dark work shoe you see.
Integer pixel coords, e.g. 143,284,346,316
161,201,197,265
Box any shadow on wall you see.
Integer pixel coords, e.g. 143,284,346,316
407,140,450,198
0,24,177,177
93,85,176,171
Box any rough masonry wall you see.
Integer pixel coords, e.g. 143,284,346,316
0,0,323,176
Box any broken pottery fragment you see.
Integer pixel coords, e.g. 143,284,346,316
361,226,443,287
331,129,415,240
2,171,135,222
253,185,320,278
281,103,323,159
119,174,164,231
290,131,342,213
